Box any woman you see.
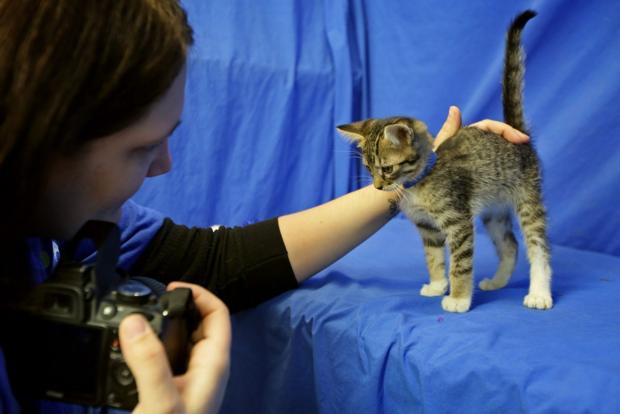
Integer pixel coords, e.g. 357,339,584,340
0,1,528,413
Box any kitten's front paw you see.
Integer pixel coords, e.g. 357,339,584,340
420,280,448,297
523,292,553,310
441,296,472,313
479,278,507,291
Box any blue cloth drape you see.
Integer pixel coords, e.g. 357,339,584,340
134,0,620,257
128,2,620,413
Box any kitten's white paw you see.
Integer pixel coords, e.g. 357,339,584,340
523,292,553,310
479,278,507,291
420,281,448,297
441,296,471,313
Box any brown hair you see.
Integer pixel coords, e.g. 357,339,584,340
0,0,193,286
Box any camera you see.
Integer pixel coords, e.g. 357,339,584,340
1,221,199,410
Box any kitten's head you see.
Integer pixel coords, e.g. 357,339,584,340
337,116,435,190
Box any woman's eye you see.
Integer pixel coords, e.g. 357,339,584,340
382,166,393,174
139,142,161,154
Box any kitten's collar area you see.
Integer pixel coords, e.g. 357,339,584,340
403,151,437,189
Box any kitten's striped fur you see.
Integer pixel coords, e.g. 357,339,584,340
338,10,551,313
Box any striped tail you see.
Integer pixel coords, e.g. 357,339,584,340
502,10,536,135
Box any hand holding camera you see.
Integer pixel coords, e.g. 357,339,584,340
1,221,231,412
121,282,231,414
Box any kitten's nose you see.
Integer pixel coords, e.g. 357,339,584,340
373,177,385,190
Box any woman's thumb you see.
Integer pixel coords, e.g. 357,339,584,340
119,314,181,413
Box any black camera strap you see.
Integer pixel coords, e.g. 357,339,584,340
62,221,123,301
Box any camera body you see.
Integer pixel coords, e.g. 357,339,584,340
1,222,199,410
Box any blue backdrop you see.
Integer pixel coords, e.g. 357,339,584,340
130,2,620,413
134,0,620,257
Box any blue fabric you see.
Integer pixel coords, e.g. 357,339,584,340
130,1,620,413
71,200,165,271
223,220,620,413
0,351,19,414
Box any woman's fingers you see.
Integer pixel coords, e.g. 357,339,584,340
469,119,530,143
434,107,530,149
434,106,462,149
119,314,182,414
168,282,231,414
120,282,231,414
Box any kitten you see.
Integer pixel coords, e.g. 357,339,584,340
337,10,552,313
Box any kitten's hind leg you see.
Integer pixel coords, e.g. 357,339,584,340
479,209,518,291
441,215,474,313
516,188,553,310
415,221,448,297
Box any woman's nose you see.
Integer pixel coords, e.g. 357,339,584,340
146,138,172,177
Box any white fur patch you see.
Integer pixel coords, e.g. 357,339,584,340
420,280,448,296
442,296,472,313
523,250,553,309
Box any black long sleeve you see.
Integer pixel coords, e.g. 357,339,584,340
130,217,298,313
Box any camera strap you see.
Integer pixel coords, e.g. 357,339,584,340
62,221,124,300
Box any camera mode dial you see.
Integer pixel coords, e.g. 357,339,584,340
116,282,153,306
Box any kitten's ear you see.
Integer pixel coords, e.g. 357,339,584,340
384,124,413,146
337,121,366,144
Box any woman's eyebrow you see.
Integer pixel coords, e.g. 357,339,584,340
140,119,181,147
162,120,182,139
143,120,182,146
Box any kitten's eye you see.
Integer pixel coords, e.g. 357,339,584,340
408,155,420,164
382,166,393,174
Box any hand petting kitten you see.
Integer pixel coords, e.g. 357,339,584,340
434,105,529,151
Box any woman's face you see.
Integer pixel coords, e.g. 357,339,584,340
31,67,187,240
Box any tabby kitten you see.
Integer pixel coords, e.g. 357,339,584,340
337,10,552,313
